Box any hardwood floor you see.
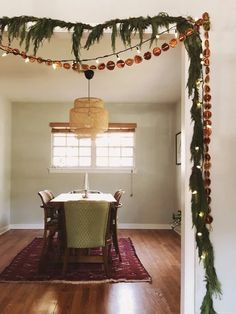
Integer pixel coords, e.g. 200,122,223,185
0,229,180,314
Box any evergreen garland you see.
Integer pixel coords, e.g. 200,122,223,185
0,12,221,313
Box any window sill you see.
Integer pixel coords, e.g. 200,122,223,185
48,167,136,174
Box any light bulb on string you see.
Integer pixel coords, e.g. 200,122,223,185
195,146,200,151
199,212,204,217
155,34,160,39
2,52,8,57
116,54,120,61
136,46,141,54
96,58,100,64
52,63,57,70
192,190,198,195
24,57,30,63
175,29,178,38
197,232,202,237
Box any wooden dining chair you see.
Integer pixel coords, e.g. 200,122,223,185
111,189,125,261
38,190,59,269
63,200,112,276
44,189,55,199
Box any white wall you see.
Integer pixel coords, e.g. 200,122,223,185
11,102,176,227
1,1,236,313
0,97,11,234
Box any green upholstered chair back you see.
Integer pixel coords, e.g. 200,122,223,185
64,201,110,249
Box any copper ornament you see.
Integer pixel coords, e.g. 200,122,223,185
185,28,194,37
205,215,213,224
169,38,178,48
13,48,20,55
196,18,203,26
125,58,134,66
204,85,211,93
29,56,35,63
204,103,212,110
81,64,89,70
72,63,80,71
205,40,209,48
205,153,211,161
207,196,212,205
134,55,143,64
46,59,53,66
178,34,186,42
204,161,211,170
204,119,212,126
204,170,210,178
20,51,27,59
90,65,97,70
152,47,161,56
98,63,106,70
116,60,125,68
203,48,210,58
204,137,211,145
205,66,210,75
204,31,209,39
203,94,212,102
205,75,210,84
204,127,212,137
204,58,210,66
63,63,71,70
161,43,169,52
106,60,115,70
202,12,210,21
204,178,211,186
143,51,152,60
37,57,43,64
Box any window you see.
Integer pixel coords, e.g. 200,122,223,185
50,123,136,172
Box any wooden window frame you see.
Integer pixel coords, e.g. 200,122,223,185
49,122,137,173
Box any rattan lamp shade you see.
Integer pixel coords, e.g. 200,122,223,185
69,97,108,138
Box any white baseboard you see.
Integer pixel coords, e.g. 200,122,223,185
0,225,10,235
10,224,43,229
118,223,171,229
9,223,171,230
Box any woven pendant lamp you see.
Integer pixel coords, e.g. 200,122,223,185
69,70,108,138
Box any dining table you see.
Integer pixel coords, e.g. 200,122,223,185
38,191,117,271
50,192,116,204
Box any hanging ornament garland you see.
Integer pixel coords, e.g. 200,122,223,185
0,26,191,73
0,12,221,313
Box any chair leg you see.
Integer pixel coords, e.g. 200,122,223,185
113,223,122,261
38,229,50,272
102,246,109,277
63,248,69,275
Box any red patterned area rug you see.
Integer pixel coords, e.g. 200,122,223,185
0,238,152,284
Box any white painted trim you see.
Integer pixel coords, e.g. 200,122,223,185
118,223,171,229
0,225,10,235
10,223,170,230
181,45,195,314
48,167,137,174
10,224,43,229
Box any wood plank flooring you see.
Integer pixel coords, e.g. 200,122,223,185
0,229,180,314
